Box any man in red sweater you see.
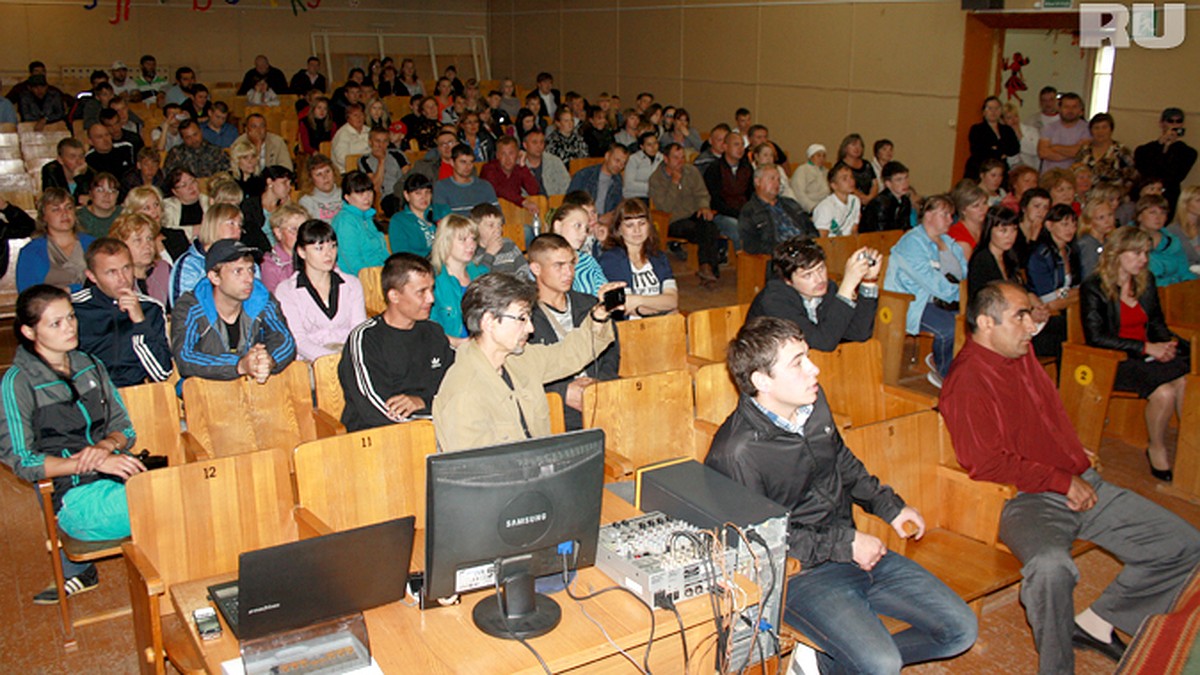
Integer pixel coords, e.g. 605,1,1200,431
480,136,540,215
941,281,1200,674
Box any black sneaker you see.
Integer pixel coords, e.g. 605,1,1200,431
668,241,687,261
33,565,99,605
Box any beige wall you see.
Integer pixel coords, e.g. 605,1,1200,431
1002,29,1089,124
0,0,488,87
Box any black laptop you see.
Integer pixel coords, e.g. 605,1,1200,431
207,516,415,641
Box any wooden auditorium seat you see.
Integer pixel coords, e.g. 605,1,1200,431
615,313,687,377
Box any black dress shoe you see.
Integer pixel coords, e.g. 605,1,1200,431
1146,450,1174,482
1072,625,1127,662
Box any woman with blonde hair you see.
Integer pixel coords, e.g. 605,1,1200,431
1001,102,1039,169
1167,185,1200,271
430,214,486,341
1077,197,1118,278
169,203,246,304
229,137,264,198
16,188,95,292
121,185,164,224
1081,226,1190,481
108,212,172,307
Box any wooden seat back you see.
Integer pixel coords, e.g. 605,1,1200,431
686,303,749,363
815,234,858,279
1058,343,1124,453
873,290,913,385
312,352,344,421
736,252,770,305
498,198,531,250
293,421,436,534
616,313,687,377
569,157,603,175
1160,279,1200,325
583,369,700,471
358,266,386,316
809,339,935,429
692,362,738,426
120,378,186,467
181,362,318,458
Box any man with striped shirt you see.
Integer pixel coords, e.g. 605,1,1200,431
338,253,454,432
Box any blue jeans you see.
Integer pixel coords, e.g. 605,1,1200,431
713,215,740,250
784,553,977,674
919,304,957,378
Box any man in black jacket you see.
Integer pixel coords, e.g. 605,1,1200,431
40,137,93,204
527,234,620,430
737,164,816,255
860,161,914,232
706,316,976,673
747,237,879,351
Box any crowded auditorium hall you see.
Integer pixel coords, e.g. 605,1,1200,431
1,2,1199,673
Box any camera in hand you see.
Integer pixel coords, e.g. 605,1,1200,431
602,287,626,321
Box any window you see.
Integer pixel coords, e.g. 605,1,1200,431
1088,45,1115,114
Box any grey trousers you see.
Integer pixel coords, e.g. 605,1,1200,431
999,469,1200,675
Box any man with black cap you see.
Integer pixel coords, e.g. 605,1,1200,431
1135,107,1197,220
18,73,68,129
171,239,296,383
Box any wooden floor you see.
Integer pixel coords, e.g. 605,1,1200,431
5,261,1198,674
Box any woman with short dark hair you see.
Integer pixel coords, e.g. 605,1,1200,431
274,219,366,361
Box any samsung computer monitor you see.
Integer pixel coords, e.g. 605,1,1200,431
424,429,605,640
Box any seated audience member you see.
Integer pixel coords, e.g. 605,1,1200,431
837,133,879,204
1015,186,1051,268
405,97,441,151
411,129,458,183
96,105,142,156
73,238,172,387
948,182,989,258
290,57,327,95
1136,194,1198,285
75,174,120,241
152,104,185,153
200,99,237,148
357,126,408,215
237,55,288,97
229,139,262,195
275,219,366,362
869,139,893,192
568,143,628,229
614,110,641,150
331,103,371,173
623,132,662,200
598,198,678,317
649,142,724,283
18,74,67,128
84,124,136,186
458,111,495,162
162,67,193,107
750,143,796,203
550,197,608,296
1041,168,1078,210
260,203,308,292
181,84,213,122
480,135,541,217
110,209,171,308
122,147,164,194
740,163,817,256
0,79,16,125
330,171,387,276
172,239,295,382
661,107,701,152
238,165,294,253
237,114,294,173
745,124,789,165
747,237,879,350
1000,164,1039,212
941,280,1200,673
527,234,621,430
299,154,343,222
545,108,589,163
860,161,914,232
1168,185,1200,270
245,75,279,108
470,203,530,279
170,203,245,305
0,285,146,603
1027,204,1082,313
708,316,977,673
704,131,754,248
41,138,93,202
339,253,453,432
433,272,619,452
433,143,500,216
1085,227,1191,480
17,188,96,293
299,98,336,157
0,192,36,277
132,55,168,97
883,194,967,387
1077,197,1119,278
164,119,230,178
431,214,486,340
522,128,570,197
582,105,616,158
76,75,113,130
389,173,448,258
977,158,1008,206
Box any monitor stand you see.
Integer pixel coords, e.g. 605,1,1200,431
472,557,562,640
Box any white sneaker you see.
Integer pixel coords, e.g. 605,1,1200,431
926,371,943,389
924,353,937,373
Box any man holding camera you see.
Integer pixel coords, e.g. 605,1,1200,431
1135,107,1197,221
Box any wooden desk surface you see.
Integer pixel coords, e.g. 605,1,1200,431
171,491,757,674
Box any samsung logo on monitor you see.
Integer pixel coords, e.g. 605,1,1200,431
247,602,281,615
506,512,548,529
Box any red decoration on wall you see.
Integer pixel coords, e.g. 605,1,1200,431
110,0,131,24
1002,52,1031,104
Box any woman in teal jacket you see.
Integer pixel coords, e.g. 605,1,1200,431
331,171,389,276
388,172,450,258
430,214,486,340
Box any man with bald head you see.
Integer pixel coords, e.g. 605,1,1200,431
85,122,136,181
704,130,754,249
237,55,288,96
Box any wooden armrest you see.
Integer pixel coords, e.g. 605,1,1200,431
692,418,720,438
312,408,346,438
686,354,715,373
604,449,634,480
180,431,212,462
832,411,853,430
785,557,802,576
121,542,165,596
1168,325,1198,376
692,419,718,462
293,506,334,539
882,383,939,409
936,464,1016,500
1062,342,1128,363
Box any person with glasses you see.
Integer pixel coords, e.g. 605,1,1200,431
433,271,621,452
76,173,121,239
1134,108,1198,221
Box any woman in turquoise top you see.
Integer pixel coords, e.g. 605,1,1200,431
431,214,486,342
1137,194,1198,286
330,171,388,276
388,172,450,258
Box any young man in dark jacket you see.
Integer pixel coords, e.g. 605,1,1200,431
706,316,977,673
